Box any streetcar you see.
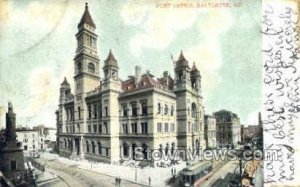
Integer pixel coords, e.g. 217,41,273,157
179,161,213,187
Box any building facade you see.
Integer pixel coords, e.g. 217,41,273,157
214,110,241,148
204,115,217,148
16,128,40,154
56,3,205,164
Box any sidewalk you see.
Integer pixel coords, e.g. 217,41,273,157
34,167,58,186
40,152,186,187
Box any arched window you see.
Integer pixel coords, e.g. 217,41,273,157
141,103,147,115
78,107,81,120
98,142,102,155
132,143,137,160
142,144,148,159
171,106,174,116
123,143,128,157
86,141,90,153
92,141,96,154
88,63,95,73
192,103,197,118
123,105,128,117
164,105,168,115
157,103,161,114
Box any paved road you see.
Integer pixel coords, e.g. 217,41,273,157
36,158,144,187
200,160,239,187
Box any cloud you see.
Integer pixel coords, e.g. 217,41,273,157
122,1,233,93
183,9,233,92
245,110,260,125
122,1,201,56
19,66,58,117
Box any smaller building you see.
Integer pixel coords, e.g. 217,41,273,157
242,125,261,143
16,127,40,157
33,125,57,150
16,125,57,155
204,115,216,149
214,110,241,148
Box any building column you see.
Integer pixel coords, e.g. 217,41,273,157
72,139,76,153
79,136,84,159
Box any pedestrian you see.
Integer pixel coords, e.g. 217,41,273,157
148,176,151,186
118,176,121,187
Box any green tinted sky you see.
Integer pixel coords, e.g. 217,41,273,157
0,0,261,127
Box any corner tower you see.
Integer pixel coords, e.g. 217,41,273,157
74,3,100,95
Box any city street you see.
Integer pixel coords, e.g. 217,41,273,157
36,158,144,187
200,160,239,187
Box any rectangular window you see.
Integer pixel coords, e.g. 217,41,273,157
157,123,162,133
88,125,91,133
88,105,92,119
131,103,137,117
93,125,97,133
105,106,108,117
106,148,109,156
99,105,102,119
104,122,108,134
157,103,161,114
123,105,128,117
165,123,169,133
171,106,174,116
98,124,102,133
141,123,148,134
94,104,98,119
122,124,128,134
171,123,175,132
131,123,137,134
141,103,147,115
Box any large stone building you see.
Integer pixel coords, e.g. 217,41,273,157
213,110,241,148
56,3,205,164
204,115,217,149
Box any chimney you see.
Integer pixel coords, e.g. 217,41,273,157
163,71,168,78
163,71,169,87
135,65,141,84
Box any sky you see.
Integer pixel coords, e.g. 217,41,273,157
0,0,262,128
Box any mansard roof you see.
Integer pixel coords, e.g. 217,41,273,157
157,76,174,90
213,110,239,122
104,49,118,68
78,3,96,28
175,50,189,69
121,71,174,94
